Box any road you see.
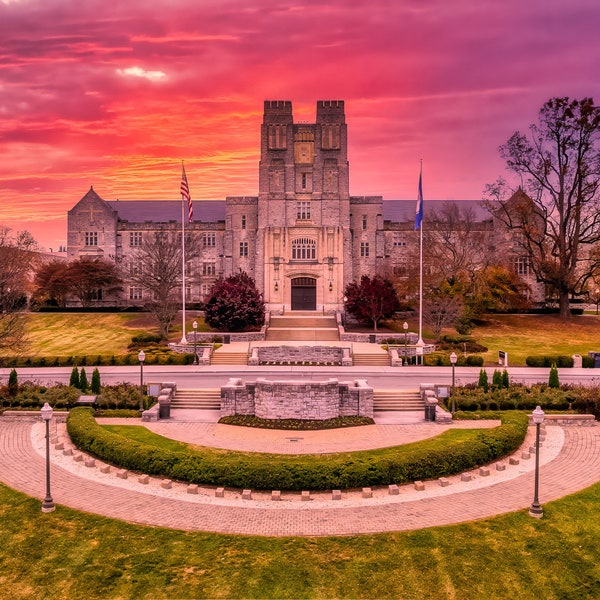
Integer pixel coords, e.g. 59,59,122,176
2,364,599,389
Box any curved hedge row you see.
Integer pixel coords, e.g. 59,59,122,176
67,408,528,491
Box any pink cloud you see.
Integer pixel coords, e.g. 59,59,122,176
0,0,598,249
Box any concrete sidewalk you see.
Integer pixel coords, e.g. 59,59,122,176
0,417,598,536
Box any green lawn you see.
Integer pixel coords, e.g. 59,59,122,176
16,313,154,356
1,481,599,599
473,314,600,366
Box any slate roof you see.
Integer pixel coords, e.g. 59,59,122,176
106,200,226,224
382,199,490,222
104,198,490,225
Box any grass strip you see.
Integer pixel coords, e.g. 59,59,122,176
0,480,599,599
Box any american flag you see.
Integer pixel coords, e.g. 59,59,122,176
180,164,193,223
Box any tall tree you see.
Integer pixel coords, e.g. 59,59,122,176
204,272,265,332
33,261,71,306
344,275,400,332
128,228,200,339
64,258,123,307
0,227,39,354
486,97,600,318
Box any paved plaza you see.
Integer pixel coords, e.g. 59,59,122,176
0,413,598,536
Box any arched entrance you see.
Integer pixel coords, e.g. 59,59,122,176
291,277,317,311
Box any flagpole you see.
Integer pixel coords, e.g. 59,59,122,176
180,184,188,345
416,160,424,364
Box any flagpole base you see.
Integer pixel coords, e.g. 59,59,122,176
180,337,188,345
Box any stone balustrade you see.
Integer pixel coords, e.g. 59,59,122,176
248,345,352,366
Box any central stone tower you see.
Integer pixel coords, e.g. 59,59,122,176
254,100,353,311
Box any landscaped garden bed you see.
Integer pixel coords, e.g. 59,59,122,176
67,408,528,491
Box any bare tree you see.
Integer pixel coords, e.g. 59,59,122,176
129,229,200,339
0,227,40,355
485,97,600,318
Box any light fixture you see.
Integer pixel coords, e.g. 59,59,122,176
40,402,55,513
138,350,145,411
529,405,545,518
449,352,458,412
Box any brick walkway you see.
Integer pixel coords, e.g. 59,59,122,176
0,419,599,536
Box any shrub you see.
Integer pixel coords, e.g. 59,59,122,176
69,366,80,388
502,369,510,389
478,369,489,392
465,355,484,367
66,409,528,491
526,355,574,368
91,368,101,394
492,370,502,388
79,368,89,393
131,333,163,345
548,363,560,389
8,369,18,396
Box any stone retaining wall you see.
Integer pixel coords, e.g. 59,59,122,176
220,377,373,419
248,345,352,366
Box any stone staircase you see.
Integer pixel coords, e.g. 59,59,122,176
373,389,424,412
171,388,221,410
210,350,248,365
352,352,391,367
266,313,339,341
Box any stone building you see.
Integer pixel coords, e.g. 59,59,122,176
67,100,539,309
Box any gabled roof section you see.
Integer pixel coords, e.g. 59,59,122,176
68,186,117,217
106,200,226,224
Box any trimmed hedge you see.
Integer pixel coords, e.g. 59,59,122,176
451,385,573,412
66,408,528,491
0,351,194,368
424,353,484,367
525,355,575,368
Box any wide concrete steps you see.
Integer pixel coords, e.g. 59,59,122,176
270,316,338,328
171,388,221,410
373,390,424,412
210,351,248,365
266,315,339,342
266,329,340,341
352,353,391,367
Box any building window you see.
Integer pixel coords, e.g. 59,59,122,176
241,215,246,229
297,201,311,221
291,238,316,260
514,256,532,276
129,262,140,276
202,262,216,276
301,173,308,189
84,232,98,246
129,287,143,300
202,232,216,247
360,242,370,257
240,241,248,257
393,234,406,247
362,215,367,230
129,232,142,246
201,284,211,298
268,124,287,149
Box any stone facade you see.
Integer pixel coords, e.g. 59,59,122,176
66,99,542,310
220,377,373,419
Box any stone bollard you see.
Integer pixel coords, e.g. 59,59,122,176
138,475,150,485
439,477,450,487
388,484,399,496
187,484,198,495
414,481,425,491
301,491,311,502
332,490,342,500
271,490,281,501
461,473,472,482
362,487,373,498
215,487,225,498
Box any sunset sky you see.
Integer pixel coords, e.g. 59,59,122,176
1,0,598,250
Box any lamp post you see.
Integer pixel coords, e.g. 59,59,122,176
192,320,198,365
138,350,145,411
449,352,457,412
403,321,409,365
529,405,545,518
40,402,55,513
